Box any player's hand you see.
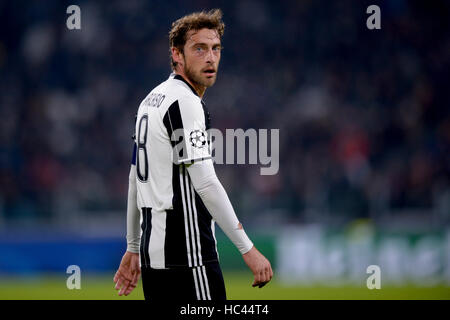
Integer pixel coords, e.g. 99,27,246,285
114,251,141,296
242,246,273,288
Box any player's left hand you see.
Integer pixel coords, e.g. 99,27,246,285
242,246,273,288
114,251,141,296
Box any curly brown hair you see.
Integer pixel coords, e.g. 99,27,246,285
169,9,225,71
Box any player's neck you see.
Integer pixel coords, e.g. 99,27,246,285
174,71,206,98
193,84,206,98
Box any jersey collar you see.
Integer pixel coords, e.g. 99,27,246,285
169,73,211,128
172,74,200,98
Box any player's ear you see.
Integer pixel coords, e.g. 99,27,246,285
171,47,184,68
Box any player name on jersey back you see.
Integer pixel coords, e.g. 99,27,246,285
142,93,166,108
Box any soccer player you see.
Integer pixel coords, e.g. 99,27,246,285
113,9,273,300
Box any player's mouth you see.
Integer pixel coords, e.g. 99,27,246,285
203,68,216,77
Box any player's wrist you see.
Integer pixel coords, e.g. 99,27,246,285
126,247,140,254
241,243,254,256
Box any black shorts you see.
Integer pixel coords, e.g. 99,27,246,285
141,261,226,301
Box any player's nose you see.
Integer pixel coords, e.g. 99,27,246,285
205,48,217,63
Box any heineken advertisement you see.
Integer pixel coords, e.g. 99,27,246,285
276,222,450,286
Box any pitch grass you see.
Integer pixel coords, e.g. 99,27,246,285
0,272,449,300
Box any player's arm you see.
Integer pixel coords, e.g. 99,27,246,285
171,97,272,287
186,160,273,288
126,161,140,254
114,145,141,296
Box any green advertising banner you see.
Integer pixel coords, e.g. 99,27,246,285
276,222,450,286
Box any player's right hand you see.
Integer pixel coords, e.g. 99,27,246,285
114,251,141,296
242,246,273,288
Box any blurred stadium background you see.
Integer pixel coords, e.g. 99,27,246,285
0,0,449,299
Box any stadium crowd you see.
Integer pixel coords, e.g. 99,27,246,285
0,0,449,227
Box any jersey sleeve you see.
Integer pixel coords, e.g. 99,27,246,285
126,143,141,253
162,97,211,165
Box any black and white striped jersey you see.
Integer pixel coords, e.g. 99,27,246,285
132,73,218,269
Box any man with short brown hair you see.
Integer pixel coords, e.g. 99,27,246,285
114,9,272,301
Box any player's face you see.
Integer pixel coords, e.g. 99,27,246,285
182,28,221,89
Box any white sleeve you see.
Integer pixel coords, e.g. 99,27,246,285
186,159,254,255
126,164,141,253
